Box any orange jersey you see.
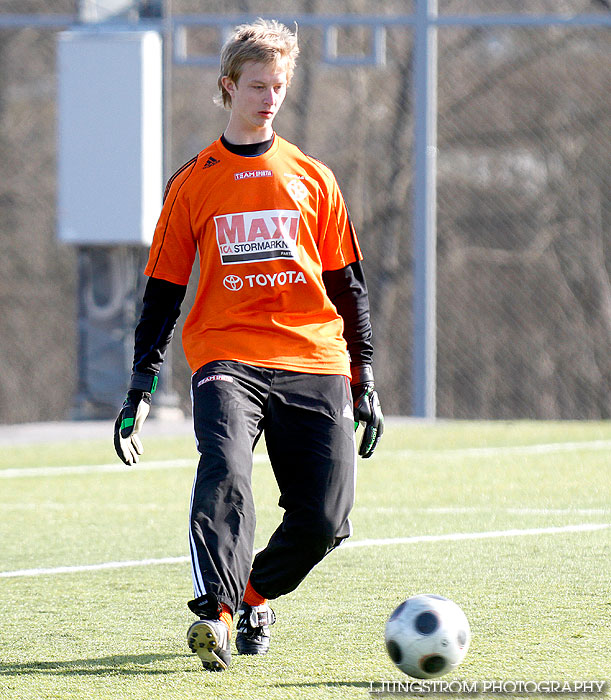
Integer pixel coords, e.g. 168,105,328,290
145,135,362,377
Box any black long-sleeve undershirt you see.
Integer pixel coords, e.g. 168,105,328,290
132,277,187,376
322,261,373,367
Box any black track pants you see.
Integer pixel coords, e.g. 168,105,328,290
189,360,357,613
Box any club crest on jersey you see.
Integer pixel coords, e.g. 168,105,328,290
214,209,300,265
286,178,309,202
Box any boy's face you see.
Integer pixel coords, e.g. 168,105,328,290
223,60,288,136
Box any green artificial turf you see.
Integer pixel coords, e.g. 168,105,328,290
0,421,609,699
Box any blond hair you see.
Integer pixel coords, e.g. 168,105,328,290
216,18,299,108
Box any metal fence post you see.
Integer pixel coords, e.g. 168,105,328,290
412,0,438,418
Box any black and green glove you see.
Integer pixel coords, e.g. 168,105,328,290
113,373,157,465
351,365,384,458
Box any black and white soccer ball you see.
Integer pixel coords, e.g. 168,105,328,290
384,594,471,679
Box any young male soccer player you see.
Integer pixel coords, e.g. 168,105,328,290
114,19,383,671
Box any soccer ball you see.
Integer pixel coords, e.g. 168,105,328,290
384,594,471,679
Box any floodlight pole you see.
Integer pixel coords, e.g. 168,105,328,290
412,0,438,419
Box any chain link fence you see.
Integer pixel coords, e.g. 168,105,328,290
436,18,610,419
0,2,77,423
0,0,609,422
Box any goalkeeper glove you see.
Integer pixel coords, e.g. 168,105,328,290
113,373,157,465
351,365,384,458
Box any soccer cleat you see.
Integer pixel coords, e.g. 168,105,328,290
235,602,276,655
187,619,231,671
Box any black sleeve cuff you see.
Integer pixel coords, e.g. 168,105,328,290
129,372,158,394
351,364,374,386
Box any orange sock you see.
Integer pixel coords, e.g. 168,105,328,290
220,603,233,636
243,579,267,607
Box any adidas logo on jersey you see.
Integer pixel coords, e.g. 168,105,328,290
203,156,220,169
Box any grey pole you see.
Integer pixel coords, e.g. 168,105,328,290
412,0,438,418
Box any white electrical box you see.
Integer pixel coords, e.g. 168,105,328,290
57,30,163,245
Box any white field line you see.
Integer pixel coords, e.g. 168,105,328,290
416,440,611,458
0,556,189,579
0,454,265,479
1,523,608,579
1,439,610,479
339,523,610,550
356,506,611,516
2,503,608,517
0,458,197,479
